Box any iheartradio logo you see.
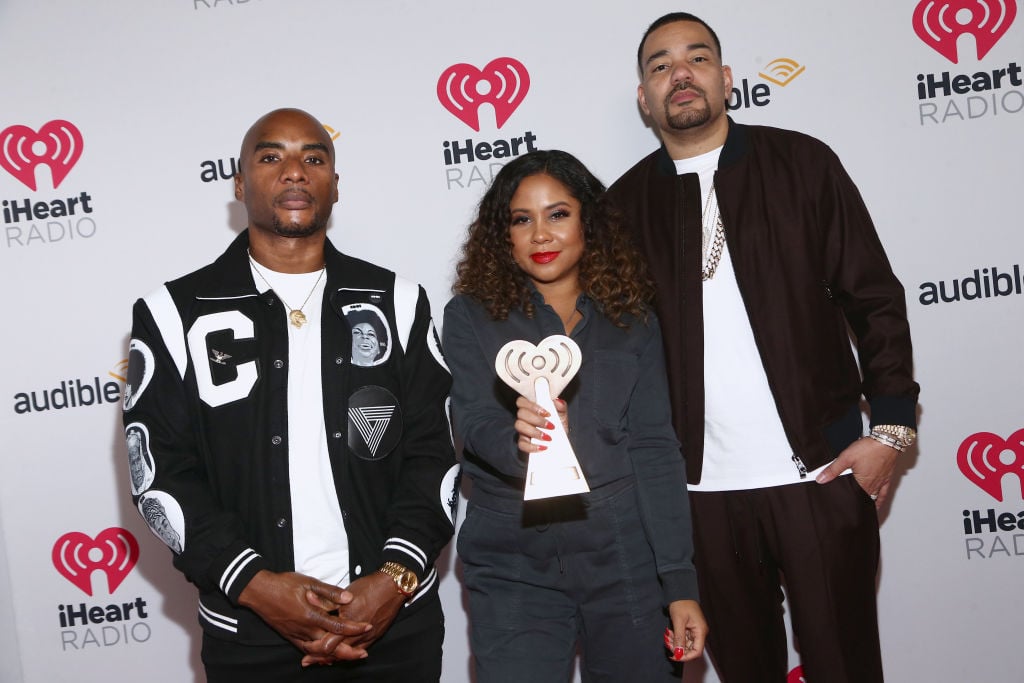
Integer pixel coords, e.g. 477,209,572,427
957,429,1024,501
913,0,1017,64
52,528,139,596
436,57,530,132
0,120,84,191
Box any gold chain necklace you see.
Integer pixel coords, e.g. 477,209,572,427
248,253,326,329
701,183,725,281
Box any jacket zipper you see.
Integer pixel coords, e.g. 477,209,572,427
791,454,808,479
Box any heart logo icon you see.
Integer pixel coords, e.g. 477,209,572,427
957,429,1024,501
0,120,84,191
912,0,1017,64
436,57,530,131
52,527,139,596
495,335,581,403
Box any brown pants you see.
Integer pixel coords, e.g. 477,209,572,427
690,476,882,683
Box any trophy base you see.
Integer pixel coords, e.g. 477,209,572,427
523,464,591,501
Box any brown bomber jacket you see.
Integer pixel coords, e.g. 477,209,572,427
607,119,919,484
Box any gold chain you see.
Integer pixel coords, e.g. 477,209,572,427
248,252,326,328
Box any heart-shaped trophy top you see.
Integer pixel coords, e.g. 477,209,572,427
494,335,582,403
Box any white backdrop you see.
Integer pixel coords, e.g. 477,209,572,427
1,1,1022,681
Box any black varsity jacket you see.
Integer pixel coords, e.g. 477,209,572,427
123,230,459,644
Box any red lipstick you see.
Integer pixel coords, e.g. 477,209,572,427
530,251,559,264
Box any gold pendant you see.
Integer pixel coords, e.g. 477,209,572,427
289,310,307,328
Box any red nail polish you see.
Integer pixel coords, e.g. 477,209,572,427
674,647,685,660
536,445,547,451
544,421,555,430
540,432,552,441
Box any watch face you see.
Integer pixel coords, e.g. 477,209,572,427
398,571,418,594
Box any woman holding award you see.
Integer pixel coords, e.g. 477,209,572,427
443,150,707,682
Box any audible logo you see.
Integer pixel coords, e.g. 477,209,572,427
727,57,806,111
759,58,806,87
12,361,125,415
918,264,1023,305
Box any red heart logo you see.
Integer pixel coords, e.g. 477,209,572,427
436,58,530,131
913,0,1017,64
787,666,806,683
52,528,139,596
0,120,84,191
957,429,1024,502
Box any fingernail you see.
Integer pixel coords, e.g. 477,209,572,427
674,647,685,660
664,627,671,635
536,445,547,451
544,421,555,430
540,432,552,441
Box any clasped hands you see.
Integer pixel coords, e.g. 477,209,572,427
238,569,405,667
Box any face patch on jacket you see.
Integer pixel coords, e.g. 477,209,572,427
138,491,185,554
125,422,155,495
124,339,155,411
440,464,462,525
342,303,392,368
347,385,403,461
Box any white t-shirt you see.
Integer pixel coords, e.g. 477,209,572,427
250,261,350,586
673,151,832,491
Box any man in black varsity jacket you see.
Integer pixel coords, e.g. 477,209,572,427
123,108,459,682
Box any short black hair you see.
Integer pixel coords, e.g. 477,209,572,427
637,12,722,69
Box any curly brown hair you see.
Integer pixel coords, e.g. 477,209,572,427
453,150,653,327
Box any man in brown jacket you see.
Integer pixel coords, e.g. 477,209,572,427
607,13,919,683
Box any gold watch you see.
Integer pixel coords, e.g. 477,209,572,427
378,561,418,598
871,424,917,449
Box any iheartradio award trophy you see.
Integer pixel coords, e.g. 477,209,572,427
495,335,590,501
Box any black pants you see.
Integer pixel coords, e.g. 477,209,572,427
201,593,443,683
690,476,883,683
459,480,682,683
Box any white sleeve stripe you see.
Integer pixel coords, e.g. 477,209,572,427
428,319,449,374
198,600,238,632
383,537,427,571
220,548,260,594
196,294,259,301
392,275,419,353
143,285,188,379
406,568,437,606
